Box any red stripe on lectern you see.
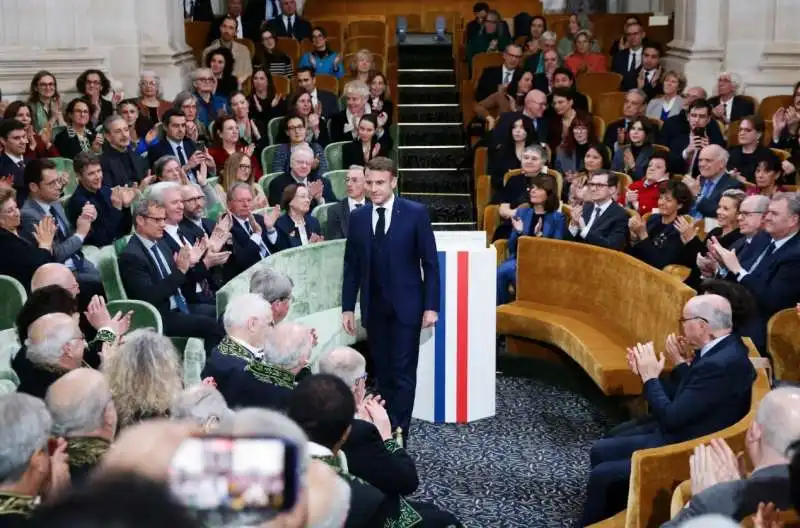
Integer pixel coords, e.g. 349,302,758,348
456,251,469,423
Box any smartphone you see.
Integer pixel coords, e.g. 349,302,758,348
692,126,707,137
168,436,300,526
196,140,207,151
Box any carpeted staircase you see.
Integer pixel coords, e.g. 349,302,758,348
396,35,474,230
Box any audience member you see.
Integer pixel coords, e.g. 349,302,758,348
170,383,232,432
610,20,646,77
563,29,607,75
491,89,549,150
494,145,550,239
621,150,671,215
207,0,244,42
709,72,756,125
620,42,663,99
567,171,629,250
489,116,536,193
609,15,648,56
272,113,328,178
97,115,148,187
0,187,55,290
330,80,376,143
540,67,590,113
467,9,511,67
208,115,263,180
582,294,756,525
475,44,523,103
148,109,215,186
267,0,312,41
658,86,709,146
748,154,787,198
117,98,160,155
325,165,367,240
524,32,558,74
298,27,344,79
645,70,686,121
229,91,265,147
603,89,646,154
727,115,773,183
547,88,589,152
173,91,210,143
76,69,115,130
555,114,596,177
294,66,339,118
204,47,239,100
345,49,376,85
203,16,253,85
520,15,547,57
27,70,66,133
669,99,727,177
247,67,286,126
367,72,394,129
342,114,392,169
281,90,330,145
252,26,294,79
66,152,135,247
267,143,335,207
135,71,172,127
685,145,743,220
3,101,59,159
275,184,323,247
0,119,29,201
611,116,656,180
557,13,599,58
248,266,295,324
217,150,268,209
627,180,693,269
190,68,230,127
464,2,490,44
224,182,283,280
474,70,534,130
45,368,116,483
179,183,223,240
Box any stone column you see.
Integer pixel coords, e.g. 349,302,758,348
753,0,800,98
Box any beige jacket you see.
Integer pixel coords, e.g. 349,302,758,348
203,39,253,83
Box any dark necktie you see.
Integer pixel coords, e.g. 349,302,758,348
374,207,386,244
17,160,25,169
269,0,280,19
763,241,777,259
287,16,294,37
354,203,363,209
176,145,188,166
150,244,189,313
722,102,728,122
50,209,67,238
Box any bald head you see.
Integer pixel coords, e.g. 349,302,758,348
318,347,366,387
45,368,116,438
101,419,196,481
698,144,729,179
265,322,312,372
753,387,800,461
524,89,548,119
31,263,79,297
684,86,707,107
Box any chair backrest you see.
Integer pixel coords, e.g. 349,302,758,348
315,74,339,94
423,11,460,32
474,146,488,178
106,299,163,334
184,21,211,63
235,38,256,58
767,307,800,383
594,92,627,127
347,20,387,40
503,168,522,185
98,244,127,301
475,174,491,229
592,115,607,142
653,144,670,153
276,38,301,65
611,170,633,194
260,171,284,198
267,117,284,144
758,94,793,121
471,52,504,84
311,202,336,233
576,72,623,97
0,275,26,332
345,35,386,56
314,19,344,43
323,169,348,200
324,141,351,171
261,143,283,173
770,148,790,162
273,76,291,96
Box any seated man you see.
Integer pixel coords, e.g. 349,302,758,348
118,197,224,347
266,0,312,41
319,346,420,496
658,86,708,146
581,294,756,525
288,374,463,528
475,44,522,103
249,267,295,324
294,67,339,119
0,393,67,524
0,119,29,204
491,89,549,150
539,67,590,114
202,16,252,84
709,72,756,125
169,384,232,432
325,165,367,240
67,152,135,248
685,145,742,220
567,171,629,251
664,387,800,526
267,143,336,210
19,159,103,290
99,115,148,188
668,99,727,177
16,313,86,399
44,368,116,484
179,183,218,240
602,89,647,154
620,42,664,100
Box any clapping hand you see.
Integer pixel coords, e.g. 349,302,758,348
33,215,57,251
623,148,636,170
264,207,281,230
616,126,627,146
202,249,231,268
196,162,208,186
625,345,639,376
712,103,726,120
690,438,742,495
772,107,788,133
362,394,393,440
0,175,13,188
309,232,324,244
91,134,104,153
533,217,543,237
43,437,71,500
754,502,784,528
511,215,524,233
174,245,192,273
730,168,747,184
709,236,743,274
110,187,125,209
630,341,664,382
628,213,647,240
569,204,584,227
696,252,717,277
674,215,698,244
664,333,690,366
186,238,207,266
308,179,324,200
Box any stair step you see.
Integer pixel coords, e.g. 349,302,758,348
398,69,456,85
398,104,461,123
405,194,474,223
432,222,478,231
398,86,459,105
399,123,464,146
398,45,453,70
398,146,466,170
399,170,471,194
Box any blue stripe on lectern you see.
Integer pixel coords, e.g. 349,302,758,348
434,251,447,423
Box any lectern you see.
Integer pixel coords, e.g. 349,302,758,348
412,231,496,424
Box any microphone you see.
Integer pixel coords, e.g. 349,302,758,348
434,16,446,42
397,16,408,43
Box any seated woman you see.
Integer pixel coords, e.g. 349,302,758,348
557,13,600,58
563,29,606,75
208,115,263,181
253,26,293,79
53,98,102,160
151,155,219,207
298,26,344,79
494,144,549,241
330,80,384,144
747,153,786,197
727,115,773,183
76,69,115,130
474,70,534,131
272,113,328,178
367,72,395,130
611,116,656,181
554,114,596,179
135,71,172,129
645,70,685,121
117,99,159,155
173,91,210,144
275,184,323,248
206,47,239,100
3,101,60,159
621,151,671,215
247,67,286,129
521,15,547,60
217,151,269,210
628,180,693,269
229,91,266,150
467,10,511,68
561,142,609,203
547,88,589,153
277,90,329,146
496,174,565,305
0,187,55,291
28,70,66,134
342,115,392,169
489,117,536,195
344,49,376,85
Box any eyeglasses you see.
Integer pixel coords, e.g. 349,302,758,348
738,210,765,217
144,215,167,223
85,79,102,86
182,196,205,203
238,164,253,170
679,316,708,324
287,125,306,131
73,109,90,115
197,77,214,82
312,34,325,39
587,182,611,188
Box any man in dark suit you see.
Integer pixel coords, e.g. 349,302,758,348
619,42,664,100
668,99,727,177
711,192,800,353
658,86,712,146
685,144,742,220
0,119,30,204
185,0,214,21
243,0,283,33
341,157,439,439
325,166,367,240
602,88,647,154
267,143,336,208
567,171,629,251
663,387,800,526
491,89,549,151
146,109,209,184
118,197,224,347
267,0,311,41
207,0,244,43
539,67,589,113
610,21,645,77
295,67,339,119
581,294,756,525
709,72,756,125
474,44,523,103
179,183,217,241
99,117,149,188
223,182,284,282
319,346,420,496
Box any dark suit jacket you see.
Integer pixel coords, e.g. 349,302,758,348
0,228,53,292
342,197,440,326
341,419,419,496
118,234,190,315
188,0,214,21
146,137,197,169
667,127,727,176
100,144,149,188
267,172,336,210
544,88,590,115
267,14,312,41
610,49,639,76
0,154,27,204
317,89,340,119
179,217,216,242
568,201,629,251
223,214,284,282
731,231,772,273
620,66,663,99
324,198,353,240
692,173,743,219
663,464,792,526
274,213,322,248
161,226,216,305
476,66,513,103
19,200,84,264
644,334,755,443
708,95,756,124
66,184,132,247
15,353,63,399
341,139,392,170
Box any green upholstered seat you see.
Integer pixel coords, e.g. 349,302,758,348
107,299,163,333
267,117,283,145
324,141,350,172
0,328,20,395
311,202,336,234
0,275,26,332
98,245,127,302
260,144,282,174
51,157,77,196
323,170,348,200
260,171,284,199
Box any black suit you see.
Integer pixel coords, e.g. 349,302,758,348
179,217,216,241
316,89,339,120
476,66,516,103
146,138,199,179
324,198,359,240
223,214,284,282
0,228,53,292
267,172,336,210
161,226,218,306
267,14,312,41
0,154,27,205
187,0,214,21
568,201,629,251
342,139,391,170
118,234,223,345
100,144,149,188
610,49,640,77
341,419,419,496
620,66,663,100
66,184,133,248
667,129,727,177
708,95,756,124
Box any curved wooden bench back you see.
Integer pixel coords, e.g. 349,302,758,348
767,307,800,383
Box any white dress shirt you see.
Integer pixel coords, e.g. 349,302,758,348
699,333,729,358
348,197,366,212
235,15,243,38
283,14,296,34
229,335,264,360
737,232,797,281
163,224,204,293
569,199,613,238
372,194,395,235
628,47,642,71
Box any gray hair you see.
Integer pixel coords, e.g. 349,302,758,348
689,295,732,331
0,393,52,484
755,387,800,458
626,88,647,103
172,90,195,110
25,318,75,367
524,144,546,159
46,370,112,437
772,191,800,218
742,194,770,214
318,348,366,387
227,181,253,202
541,30,557,43
222,408,309,471
147,181,182,205
718,71,742,92
250,267,294,303
170,384,232,429
131,197,162,220
721,188,746,209
153,154,181,179
223,293,272,333
102,114,126,132
343,80,369,100
291,143,315,164
348,165,365,172
264,322,310,369
192,68,213,83
139,70,163,98
704,144,729,164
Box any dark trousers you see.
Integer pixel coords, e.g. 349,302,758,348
162,303,224,350
366,299,422,437
580,419,664,526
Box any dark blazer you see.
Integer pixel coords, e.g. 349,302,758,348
325,198,359,240
544,89,590,115
342,197,440,326
663,464,792,526
267,14,312,41
341,139,392,170
179,217,216,242
160,226,217,305
0,228,53,292
223,214,285,282
667,127,727,176
188,0,214,21
267,172,336,210
628,215,683,270
118,235,190,315
507,209,566,258
568,201,629,251
274,213,322,248
730,231,772,273
692,173,743,219
0,154,27,204
146,137,197,169
341,419,419,496
317,89,340,119
328,112,358,144
476,66,511,103
100,144,149,188
610,49,639,76
611,143,655,181
620,66,663,99
15,353,63,399
643,333,755,443
708,95,756,124
66,184,132,248
53,128,97,160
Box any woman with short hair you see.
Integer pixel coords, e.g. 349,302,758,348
274,184,324,248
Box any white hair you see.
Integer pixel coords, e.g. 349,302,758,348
0,393,52,483
343,80,369,100
147,181,182,205
170,384,232,428
318,348,366,387
25,319,75,367
139,70,163,98
264,322,310,370
541,30,557,42
742,194,770,214
249,267,294,303
46,370,112,437
193,68,213,82
223,293,272,333
689,296,732,331
718,71,742,93
222,408,309,471
290,142,315,163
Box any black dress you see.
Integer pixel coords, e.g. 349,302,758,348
629,215,683,270
248,93,286,131
341,137,393,169
53,127,97,160
727,145,773,183
0,228,53,292
214,75,239,100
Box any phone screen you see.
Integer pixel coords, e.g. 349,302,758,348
168,436,299,526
